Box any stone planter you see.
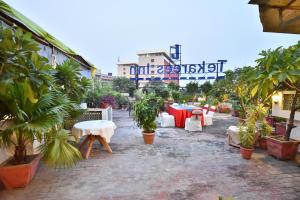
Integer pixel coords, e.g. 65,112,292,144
240,146,253,160
143,131,155,144
266,135,300,160
0,154,41,189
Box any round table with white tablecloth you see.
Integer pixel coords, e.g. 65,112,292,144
72,120,117,159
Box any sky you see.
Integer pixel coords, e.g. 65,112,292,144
4,0,300,76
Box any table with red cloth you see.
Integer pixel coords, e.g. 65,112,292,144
168,105,204,128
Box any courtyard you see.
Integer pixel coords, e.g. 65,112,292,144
1,110,299,200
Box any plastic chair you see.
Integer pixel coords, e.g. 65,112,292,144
204,106,216,126
202,104,209,115
161,114,175,127
185,109,203,132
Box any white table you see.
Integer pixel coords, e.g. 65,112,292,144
72,120,117,159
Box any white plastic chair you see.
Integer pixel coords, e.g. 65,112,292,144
184,109,203,132
204,106,215,126
202,104,209,115
161,114,175,127
156,112,169,124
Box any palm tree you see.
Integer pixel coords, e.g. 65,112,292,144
54,59,91,103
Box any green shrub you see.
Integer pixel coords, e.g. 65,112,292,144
133,94,162,132
259,120,273,137
172,91,181,102
239,122,256,149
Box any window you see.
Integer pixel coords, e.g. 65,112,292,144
123,72,126,75
123,68,125,70
283,94,300,110
151,59,155,62
151,70,155,74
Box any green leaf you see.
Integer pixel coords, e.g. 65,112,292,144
251,85,259,97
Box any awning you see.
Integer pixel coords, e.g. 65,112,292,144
249,0,300,34
0,0,96,69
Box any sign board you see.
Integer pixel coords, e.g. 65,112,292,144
129,60,227,81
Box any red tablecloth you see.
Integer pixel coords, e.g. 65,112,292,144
168,106,204,128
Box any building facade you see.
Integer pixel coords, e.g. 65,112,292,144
95,70,115,84
0,0,95,77
117,50,179,88
117,62,138,79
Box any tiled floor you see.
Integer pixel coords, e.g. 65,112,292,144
0,110,299,200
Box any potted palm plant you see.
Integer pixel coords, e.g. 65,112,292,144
0,82,82,190
239,122,256,159
133,94,162,144
0,27,82,189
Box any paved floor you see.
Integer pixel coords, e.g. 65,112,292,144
1,110,300,200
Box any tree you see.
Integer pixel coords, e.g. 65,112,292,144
186,82,198,96
199,81,212,97
167,82,179,91
252,43,300,141
113,77,135,93
144,80,168,97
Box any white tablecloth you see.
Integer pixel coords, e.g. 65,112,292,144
72,120,117,143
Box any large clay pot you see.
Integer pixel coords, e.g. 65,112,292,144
100,102,109,109
240,146,253,160
266,135,300,160
0,154,41,189
143,132,155,144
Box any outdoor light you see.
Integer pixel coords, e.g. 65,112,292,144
272,93,280,104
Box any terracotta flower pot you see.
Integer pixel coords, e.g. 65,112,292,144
266,135,300,160
100,102,109,109
0,154,41,189
231,110,240,117
240,146,253,160
143,132,155,144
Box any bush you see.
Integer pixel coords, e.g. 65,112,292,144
172,91,181,102
259,120,273,137
100,95,116,106
115,94,129,107
159,90,170,99
239,122,256,148
133,94,163,132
